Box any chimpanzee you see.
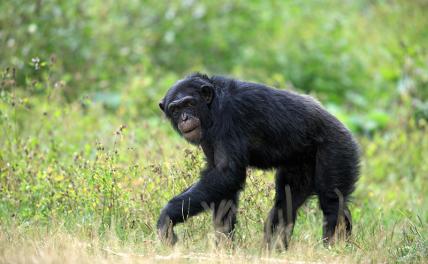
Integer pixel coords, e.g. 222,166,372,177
157,73,360,248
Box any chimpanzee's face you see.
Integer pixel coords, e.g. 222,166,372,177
159,76,213,144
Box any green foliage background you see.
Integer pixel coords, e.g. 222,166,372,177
1,0,427,262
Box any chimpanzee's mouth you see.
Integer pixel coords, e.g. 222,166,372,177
183,126,197,134
178,118,201,141
182,126,201,141
181,125,199,134
178,118,199,132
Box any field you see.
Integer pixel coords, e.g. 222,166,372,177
1,0,428,263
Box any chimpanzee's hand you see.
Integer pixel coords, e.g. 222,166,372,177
157,211,177,246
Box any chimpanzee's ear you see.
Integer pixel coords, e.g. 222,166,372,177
159,99,165,112
201,84,214,104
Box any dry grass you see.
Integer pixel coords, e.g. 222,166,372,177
0,228,347,264
2,220,424,264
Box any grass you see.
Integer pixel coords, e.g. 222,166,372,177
1,90,427,263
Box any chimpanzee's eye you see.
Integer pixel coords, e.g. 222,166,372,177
186,99,197,107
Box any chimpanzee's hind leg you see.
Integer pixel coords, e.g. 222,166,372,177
264,165,313,249
315,144,358,245
318,190,352,245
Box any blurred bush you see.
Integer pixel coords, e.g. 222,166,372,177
1,0,428,133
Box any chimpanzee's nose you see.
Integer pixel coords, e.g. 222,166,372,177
181,112,189,121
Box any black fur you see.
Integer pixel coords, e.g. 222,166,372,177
157,73,360,247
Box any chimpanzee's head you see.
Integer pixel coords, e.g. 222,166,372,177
159,73,214,144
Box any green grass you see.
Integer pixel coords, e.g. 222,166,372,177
1,90,427,263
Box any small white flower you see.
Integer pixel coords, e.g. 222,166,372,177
28,24,38,34
32,57,40,70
